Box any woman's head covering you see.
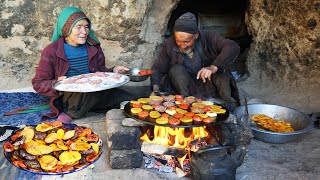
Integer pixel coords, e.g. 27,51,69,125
51,7,99,45
173,12,198,34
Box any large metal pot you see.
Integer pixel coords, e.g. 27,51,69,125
233,104,313,143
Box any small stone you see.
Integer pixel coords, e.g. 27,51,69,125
122,118,144,127
159,165,173,173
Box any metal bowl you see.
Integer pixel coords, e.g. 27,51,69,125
128,68,150,82
233,104,313,143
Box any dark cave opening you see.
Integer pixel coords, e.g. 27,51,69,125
166,0,252,81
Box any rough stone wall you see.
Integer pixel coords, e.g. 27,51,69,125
239,0,320,112
0,0,178,90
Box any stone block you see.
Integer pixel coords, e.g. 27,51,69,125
106,109,141,150
109,149,143,169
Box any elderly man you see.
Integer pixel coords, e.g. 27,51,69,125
151,12,241,110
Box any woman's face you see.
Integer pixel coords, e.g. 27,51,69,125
66,19,90,46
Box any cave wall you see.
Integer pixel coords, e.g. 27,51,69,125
0,0,319,112
241,0,320,112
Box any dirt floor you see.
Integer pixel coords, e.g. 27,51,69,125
1,82,320,180
35,112,320,180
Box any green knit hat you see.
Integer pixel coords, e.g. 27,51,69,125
51,7,99,45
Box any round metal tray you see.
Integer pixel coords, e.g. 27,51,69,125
124,103,229,128
4,123,103,175
53,72,130,92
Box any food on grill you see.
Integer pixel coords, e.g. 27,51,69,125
142,105,153,110
165,107,176,116
156,117,169,124
131,103,142,108
173,113,183,119
180,116,193,124
3,121,102,174
251,114,294,132
203,118,214,124
131,107,142,114
206,111,217,118
154,105,166,113
149,111,161,119
137,98,150,104
185,112,195,118
168,118,181,125
129,95,227,125
138,111,149,119
193,115,203,122
196,113,208,119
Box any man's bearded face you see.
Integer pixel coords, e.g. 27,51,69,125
174,32,198,54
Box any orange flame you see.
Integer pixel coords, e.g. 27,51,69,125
140,126,209,149
178,153,188,169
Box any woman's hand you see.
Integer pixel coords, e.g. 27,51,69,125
196,65,218,83
58,76,67,81
113,66,129,74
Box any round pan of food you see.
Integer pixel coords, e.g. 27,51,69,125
124,95,229,128
233,104,313,143
128,68,152,82
3,121,103,175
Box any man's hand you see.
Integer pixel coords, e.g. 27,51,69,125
196,65,218,83
150,84,160,96
113,66,129,74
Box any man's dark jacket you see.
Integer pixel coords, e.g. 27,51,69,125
151,30,241,104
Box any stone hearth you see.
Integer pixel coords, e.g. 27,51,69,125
105,109,252,172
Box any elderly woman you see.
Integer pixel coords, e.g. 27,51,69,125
32,7,134,123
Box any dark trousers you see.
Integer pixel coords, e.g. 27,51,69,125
163,64,238,110
62,88,135,118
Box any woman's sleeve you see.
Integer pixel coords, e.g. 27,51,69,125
96,45,113,72
32,49,59,97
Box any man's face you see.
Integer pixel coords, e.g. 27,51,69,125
174,32,198,54
66,19,90,46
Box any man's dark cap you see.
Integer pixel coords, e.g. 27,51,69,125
173,12,198,34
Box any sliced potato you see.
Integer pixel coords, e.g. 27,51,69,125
49,143,62,151
63,130,75,140
35,123,53,132
70,142,91,151
56,140,69,150
59,151,81,164
90,143,99,154
19,127,35,143
75,136,87,143
45,133,58,144
57,129,65,140
38,155,58,170
34,139,46,145
26,143,54,156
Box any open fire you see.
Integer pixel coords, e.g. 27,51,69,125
141,126,209,149
140,125,216,176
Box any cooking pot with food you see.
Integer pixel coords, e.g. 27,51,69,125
234,104,313,143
